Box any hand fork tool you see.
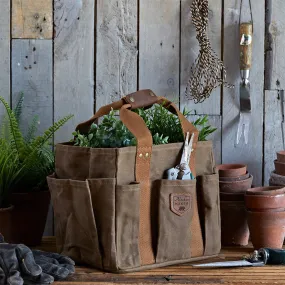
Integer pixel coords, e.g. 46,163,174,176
236,0,253,145
166,132,195,180
192,248,285,268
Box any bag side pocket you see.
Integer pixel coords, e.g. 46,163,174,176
116,183,141,269
47,174,102,268
88,178,116,271
197,173,221,256
156,179,202,263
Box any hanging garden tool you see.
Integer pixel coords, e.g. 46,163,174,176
236,0,253,145
185,0,233,103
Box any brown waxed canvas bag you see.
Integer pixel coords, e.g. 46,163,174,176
47,89,221,273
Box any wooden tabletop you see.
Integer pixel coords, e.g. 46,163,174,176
38,237,285,285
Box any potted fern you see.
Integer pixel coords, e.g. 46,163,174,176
0,95,72,245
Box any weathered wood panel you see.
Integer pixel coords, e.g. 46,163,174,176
0,0,10,118
265,0,285,90
54,0,94,143
180,0,222,115
139,0,180,101
12,0,52,39
264,90,283,185
188,115,222,165
11,40,53,235
222,0,265,186
96,0,138,109
11,40,53,136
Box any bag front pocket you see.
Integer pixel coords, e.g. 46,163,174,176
197,173,221,256
116,183,141,269
47,174,102,269
87,178,116,271
155,179,203,263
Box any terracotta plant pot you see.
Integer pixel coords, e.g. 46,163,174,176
277,151,285,163
216,164,247,178
3,191,51,246
275,160,285,176
220,201,249,246
219,172,250,182
0,205,14,242
247,186,285,196
220,192,244,201
245,193,285,211
247,210,285,249
219,175,253,193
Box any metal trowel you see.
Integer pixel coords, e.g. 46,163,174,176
236,22,253,145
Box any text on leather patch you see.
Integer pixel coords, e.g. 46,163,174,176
170,194,191,216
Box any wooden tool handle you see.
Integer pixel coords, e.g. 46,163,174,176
240,22,253,70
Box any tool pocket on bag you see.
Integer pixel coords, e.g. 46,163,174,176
87,178,116,271
197,173,221,256
47,174,102,268
116,183,141,269
155,179,197,263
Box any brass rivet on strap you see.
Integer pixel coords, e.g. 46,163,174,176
145,153,149,158
130,97,135,102
139,153,143,158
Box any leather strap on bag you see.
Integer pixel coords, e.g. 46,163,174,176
76,90,202,264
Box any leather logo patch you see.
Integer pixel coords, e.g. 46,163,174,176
170,194,191,216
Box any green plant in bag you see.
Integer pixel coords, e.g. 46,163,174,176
72,103,216,148
0,94,73,208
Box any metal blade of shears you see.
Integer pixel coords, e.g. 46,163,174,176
192,260,264,268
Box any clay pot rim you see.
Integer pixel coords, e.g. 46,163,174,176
275,159,285,164
219,174,253,185
247,209,285,214
246,186,285,195
0,205,14,212
245,193,285,198
277,150,285,156
216,164,247,177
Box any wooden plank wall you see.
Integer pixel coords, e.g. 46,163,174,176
1,0,285,234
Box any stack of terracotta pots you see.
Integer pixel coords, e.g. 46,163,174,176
217,164,253,246
245,186,285,249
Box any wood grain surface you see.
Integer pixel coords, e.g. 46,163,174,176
265,0,285,90
96,0,138,110
38,237,285,285
139,0,180,101
11,40,53,137
54,0,94,143
0,0,10,119
12,0,52,39
264,90,283,185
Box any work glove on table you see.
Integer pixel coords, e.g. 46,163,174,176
0,233,75,284
0,241,53,285
31,250,75,281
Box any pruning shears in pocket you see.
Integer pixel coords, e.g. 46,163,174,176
166,132,195,180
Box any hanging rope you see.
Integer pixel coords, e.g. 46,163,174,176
185,0,233,103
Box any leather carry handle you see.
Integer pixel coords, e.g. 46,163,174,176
76,89,198,142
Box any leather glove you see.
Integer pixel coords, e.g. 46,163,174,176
32,250,75,281
0,243,53,285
